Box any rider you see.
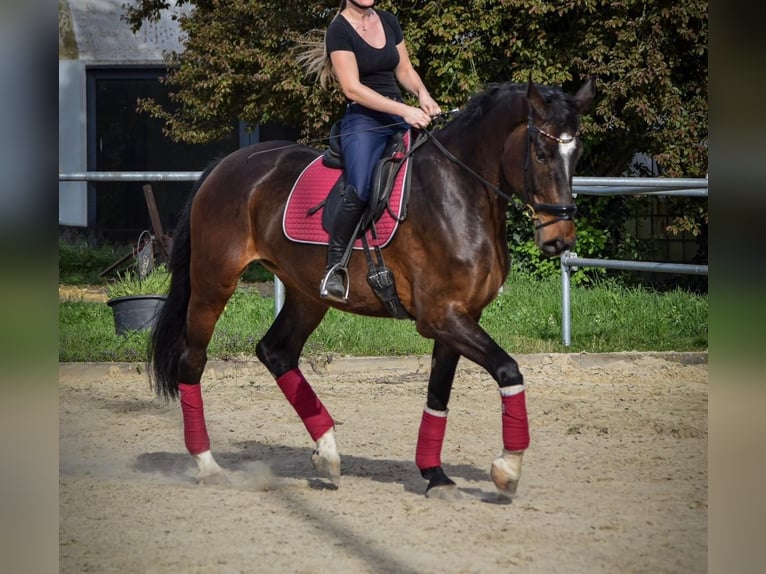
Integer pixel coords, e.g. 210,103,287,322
305,0,441,302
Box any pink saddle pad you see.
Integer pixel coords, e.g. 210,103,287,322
282,133,410,249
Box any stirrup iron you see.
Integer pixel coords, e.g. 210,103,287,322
320,263,350,303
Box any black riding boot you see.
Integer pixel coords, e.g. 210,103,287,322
320,188,367,302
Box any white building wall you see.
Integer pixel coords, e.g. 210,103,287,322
69,0,187,63
59,60,87,226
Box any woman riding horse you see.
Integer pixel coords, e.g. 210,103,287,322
304,0,441,302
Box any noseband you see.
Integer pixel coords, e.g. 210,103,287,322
524,113,578,229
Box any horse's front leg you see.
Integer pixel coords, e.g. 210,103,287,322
417,341,461,498
421,311,529,498
489,380,527,497
255,289,340,486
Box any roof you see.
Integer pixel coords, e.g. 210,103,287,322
60,0,189,63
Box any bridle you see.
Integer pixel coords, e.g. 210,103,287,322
424,112,578,230
524,112,578,229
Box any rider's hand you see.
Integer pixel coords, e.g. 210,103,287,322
403,106,433,129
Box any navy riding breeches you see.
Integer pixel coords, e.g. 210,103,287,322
340,103,407,202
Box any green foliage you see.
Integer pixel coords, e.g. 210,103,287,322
665,198,709,265
106,265,171,298
59,238,124,284
241,262,274,283
124,0,707,177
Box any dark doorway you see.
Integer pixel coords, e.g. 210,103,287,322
87,67,239,242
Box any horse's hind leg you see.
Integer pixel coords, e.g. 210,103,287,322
255,289,340,485
177,268,240,482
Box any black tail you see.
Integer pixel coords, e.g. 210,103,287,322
147,161,221,400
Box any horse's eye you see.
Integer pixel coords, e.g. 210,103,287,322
535,151,546,164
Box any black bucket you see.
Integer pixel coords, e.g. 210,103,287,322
107,295,166,335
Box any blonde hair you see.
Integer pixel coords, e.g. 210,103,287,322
298,1,346,89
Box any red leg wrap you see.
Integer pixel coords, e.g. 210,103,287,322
501,387,530,451
276,369,334,442
415,409,448,470
178,383,211,455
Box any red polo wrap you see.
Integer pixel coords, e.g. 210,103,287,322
276,368,334,441
415,410,447,470
501,390,530,451
178,383,210,455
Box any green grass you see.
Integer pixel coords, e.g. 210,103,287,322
59,239,126,284
59,275,707,362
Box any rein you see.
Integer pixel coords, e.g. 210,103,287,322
423,130,516,205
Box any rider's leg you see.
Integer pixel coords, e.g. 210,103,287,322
321,185,367,302
320,106,393,302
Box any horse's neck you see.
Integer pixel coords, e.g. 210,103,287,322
443,107,523,167
433,107,524,202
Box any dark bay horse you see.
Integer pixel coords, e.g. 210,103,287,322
150,78,595,498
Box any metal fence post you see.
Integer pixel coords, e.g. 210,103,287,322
561,252,573,347
274,277,285,316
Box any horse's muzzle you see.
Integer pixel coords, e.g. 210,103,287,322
541,236,575,256
532,203,576,256
536,218,576,255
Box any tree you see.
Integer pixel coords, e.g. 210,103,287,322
125,0,707,177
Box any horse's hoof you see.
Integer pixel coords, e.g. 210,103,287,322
421,466,459,499
312,428,341,486
198,469,230,486
425,484,463,500
193,450,225,484
490,450,524,497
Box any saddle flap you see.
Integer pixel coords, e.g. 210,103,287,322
364,130,410,227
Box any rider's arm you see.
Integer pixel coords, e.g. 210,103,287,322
330,50,432,129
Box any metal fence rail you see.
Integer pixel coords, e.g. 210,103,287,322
59,172,204,181
60,173,708,336
560,253,708,347
563,176,708,346
573,176,708,196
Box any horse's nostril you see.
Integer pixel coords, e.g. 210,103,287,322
542,241,562,256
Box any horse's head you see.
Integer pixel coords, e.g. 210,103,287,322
503,78,595,256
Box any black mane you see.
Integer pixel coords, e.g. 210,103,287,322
436,81,580,137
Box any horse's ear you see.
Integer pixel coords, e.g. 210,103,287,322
574,77,595,114
526,76,548,121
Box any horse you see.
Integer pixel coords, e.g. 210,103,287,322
149,77,595,498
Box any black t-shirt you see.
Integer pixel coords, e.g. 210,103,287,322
326,10,404,101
